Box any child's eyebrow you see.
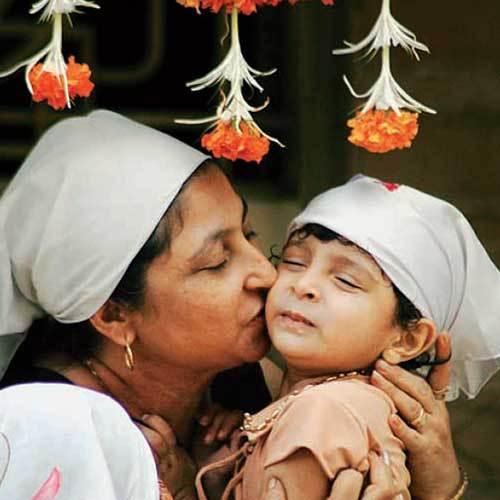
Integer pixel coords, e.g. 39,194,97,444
332,255,381,282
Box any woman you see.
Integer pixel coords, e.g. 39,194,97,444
0,110,461,499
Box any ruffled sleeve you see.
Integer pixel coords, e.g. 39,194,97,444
262,384,374,479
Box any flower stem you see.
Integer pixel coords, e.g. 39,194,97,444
53,13,63,53
231,8,239,51
382,44,390,69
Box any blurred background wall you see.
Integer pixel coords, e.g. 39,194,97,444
0,0,499,496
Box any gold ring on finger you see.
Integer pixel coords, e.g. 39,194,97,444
432,386,449,401
410,407,428,428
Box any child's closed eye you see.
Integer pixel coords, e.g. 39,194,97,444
335,276,361,289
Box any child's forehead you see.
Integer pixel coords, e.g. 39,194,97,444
286,231,387,277
287,230,365,256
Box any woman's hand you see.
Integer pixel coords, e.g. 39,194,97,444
329,451,408,500
138,414,197,500
263,451,406,500
197,403,244,444
371,333,461,500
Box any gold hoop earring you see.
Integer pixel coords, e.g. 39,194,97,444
124,342,135,371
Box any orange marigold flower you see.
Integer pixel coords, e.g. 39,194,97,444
201,120,270,163
29,56,95,110
179,0,284,14
178,0,332,13
176,0,201,11
347,109,419,154
289,0,334,4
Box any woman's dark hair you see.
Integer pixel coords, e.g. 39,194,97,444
285,223,431,369
12,160,218,366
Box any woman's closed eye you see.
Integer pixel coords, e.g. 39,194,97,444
201,259,228,272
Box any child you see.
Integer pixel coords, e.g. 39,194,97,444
196,175,500,500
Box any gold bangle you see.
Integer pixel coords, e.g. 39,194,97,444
449,467,469,500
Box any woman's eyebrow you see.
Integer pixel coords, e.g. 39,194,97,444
240,196,248,223
188,229,228,263
188,198,247,264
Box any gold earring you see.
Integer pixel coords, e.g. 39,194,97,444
124,342,135,371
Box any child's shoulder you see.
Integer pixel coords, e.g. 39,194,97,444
287,378,396,424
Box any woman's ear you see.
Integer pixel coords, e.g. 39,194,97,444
89,300,137,347
382,318,438,365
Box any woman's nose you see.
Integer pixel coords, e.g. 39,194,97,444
292,272,321,302
244,245,277,291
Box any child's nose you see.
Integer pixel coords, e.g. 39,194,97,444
293,273,321,302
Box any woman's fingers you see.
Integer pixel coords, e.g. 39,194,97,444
368,451,394,489
203,411,227,443
200,406,243,443
142,414,177,447
371,367,432,424
373,360,435,413
387,414,423,454
217,410,243,441
361,451,405,500
327,469,363,499
198,404,219,427
136,423,167,464
428,333,452,394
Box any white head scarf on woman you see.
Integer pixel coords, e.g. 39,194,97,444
0,383,159,499
0,109,208,379
288,175,500,400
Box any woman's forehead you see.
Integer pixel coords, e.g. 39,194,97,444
170,172,247,251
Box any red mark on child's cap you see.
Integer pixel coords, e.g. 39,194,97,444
375,180,400,192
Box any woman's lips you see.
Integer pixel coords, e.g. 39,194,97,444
247,306,265,326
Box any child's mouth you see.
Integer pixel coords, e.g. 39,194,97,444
280,310,315,327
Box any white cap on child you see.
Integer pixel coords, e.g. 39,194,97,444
288,174,500,400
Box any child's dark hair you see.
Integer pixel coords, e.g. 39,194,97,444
284,223,432,370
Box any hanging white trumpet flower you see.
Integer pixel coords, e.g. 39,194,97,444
176,8,283,162
0,0,98,109
332,0,435,153
333,0,429,61
344,46,436,115
30,0,99,22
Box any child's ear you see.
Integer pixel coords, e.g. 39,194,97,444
89,300,137,347
382,318,438,364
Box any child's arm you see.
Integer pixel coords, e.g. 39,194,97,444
261,449,330,500
262,451,408,500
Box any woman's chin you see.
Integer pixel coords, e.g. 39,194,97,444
239,327,271,362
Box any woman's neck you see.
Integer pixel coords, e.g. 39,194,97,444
39,351,214,446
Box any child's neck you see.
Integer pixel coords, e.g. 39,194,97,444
279,365,372,399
